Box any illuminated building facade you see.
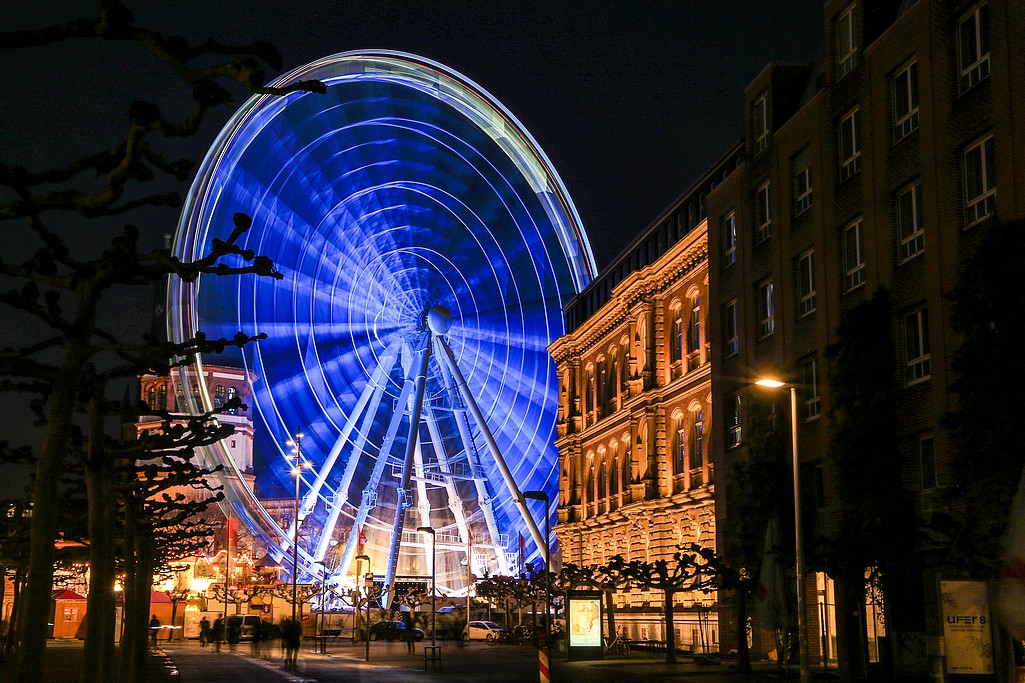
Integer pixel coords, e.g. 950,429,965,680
551,148,742,649
707,0,1025,676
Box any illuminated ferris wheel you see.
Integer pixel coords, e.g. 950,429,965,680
170,51,594,600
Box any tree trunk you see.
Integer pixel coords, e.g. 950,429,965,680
117,505,138,683
834,573,867,681
733,585,752,671
604,587,617,641
17,376,82,683
663,589,677,663
82,399,117,683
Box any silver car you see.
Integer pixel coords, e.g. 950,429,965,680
462,620,504,641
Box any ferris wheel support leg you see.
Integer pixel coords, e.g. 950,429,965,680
334,360,421,585
435,337,547,562
434,347,510,576
423,407,470,548
382,338,431,610
313,345,400,562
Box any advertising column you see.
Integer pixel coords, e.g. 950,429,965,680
940,580,994,675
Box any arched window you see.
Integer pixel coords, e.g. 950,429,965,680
585,365,596,419
157,383,167,410
598,458,607,502
670,302,685,364
688,293,702,356
690,407,704,469
673,410,686,475
146,385,156,410
227,386,238,414
586,460,595,509
214,385,225,408
597,356,609,415
175,385,186,411
610,450,620,496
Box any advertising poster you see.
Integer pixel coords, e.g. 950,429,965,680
568,596,602,648
940,580,995,674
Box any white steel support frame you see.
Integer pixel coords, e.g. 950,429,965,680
300,307,542,596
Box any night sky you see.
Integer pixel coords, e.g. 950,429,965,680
0,1,823,495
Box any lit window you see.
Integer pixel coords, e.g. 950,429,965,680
753,93,770,153
674,417,686,475
670,303,685,364
803,357,820,419
690,408,704,469
793,148,813,215
687,294,702,356
724,300,739,357
964,135,996,226
904,308,931,384
836,5,858,79
893,61,919,141
839,109,861,181
797,250,816,317
842,219,865,292
757,280,775,339
721,211,737,268
897,183,925,261
958,4,990,93
727,394,742,448
755,182,771,243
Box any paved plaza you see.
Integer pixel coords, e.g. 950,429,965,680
0,638,816,683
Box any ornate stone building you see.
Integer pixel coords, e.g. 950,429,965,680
550,149,741,648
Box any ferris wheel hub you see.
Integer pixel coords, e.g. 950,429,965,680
427,305,453,335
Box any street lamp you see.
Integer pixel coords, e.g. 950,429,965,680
522,490,550,646
417,526,437,647
286,427,305,624
754,378,811,683
355,553,371,662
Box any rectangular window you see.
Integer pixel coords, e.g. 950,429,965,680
897,183,925,261
904,308,931,384
721,211,737,268
724,300,739,357
755,182,772,243
757,280,775,339
803,357,820,419
964,135,996,225
958,4,990,93
837,5,858,79
842,219,865,292
727,394,742,448
670,305,684,364
797,250,816,317
919,435,937,490
687,295,702,355
753,93,769,154
839,109,861,181
893,61,919,141
793,148,813,215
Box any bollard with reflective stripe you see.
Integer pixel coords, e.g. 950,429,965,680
539,646,550,683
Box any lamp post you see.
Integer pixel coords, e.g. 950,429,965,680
755,378,811,683
316,561,328,639
522,490,550,645
355,553,371,662
417,526,437,647
286,428,304,624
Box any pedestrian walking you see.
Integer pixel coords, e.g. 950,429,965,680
199,616,210,647
149,615,161,647
212,616,224,652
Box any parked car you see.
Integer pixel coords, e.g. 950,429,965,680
226,615,263,641
367,620,424,641
462,620,503,641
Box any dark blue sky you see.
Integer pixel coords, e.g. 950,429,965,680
0,2,823,496
4,0,823,267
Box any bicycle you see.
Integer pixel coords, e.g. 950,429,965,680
604,634,630,656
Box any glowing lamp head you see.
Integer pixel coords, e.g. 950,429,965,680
755,378,787,388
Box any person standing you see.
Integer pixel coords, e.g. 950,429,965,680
212,616,224,652
404,612,416,654
149,615,161,647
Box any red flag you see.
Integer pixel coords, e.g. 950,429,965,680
357,525,366,554
519,533,526,574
